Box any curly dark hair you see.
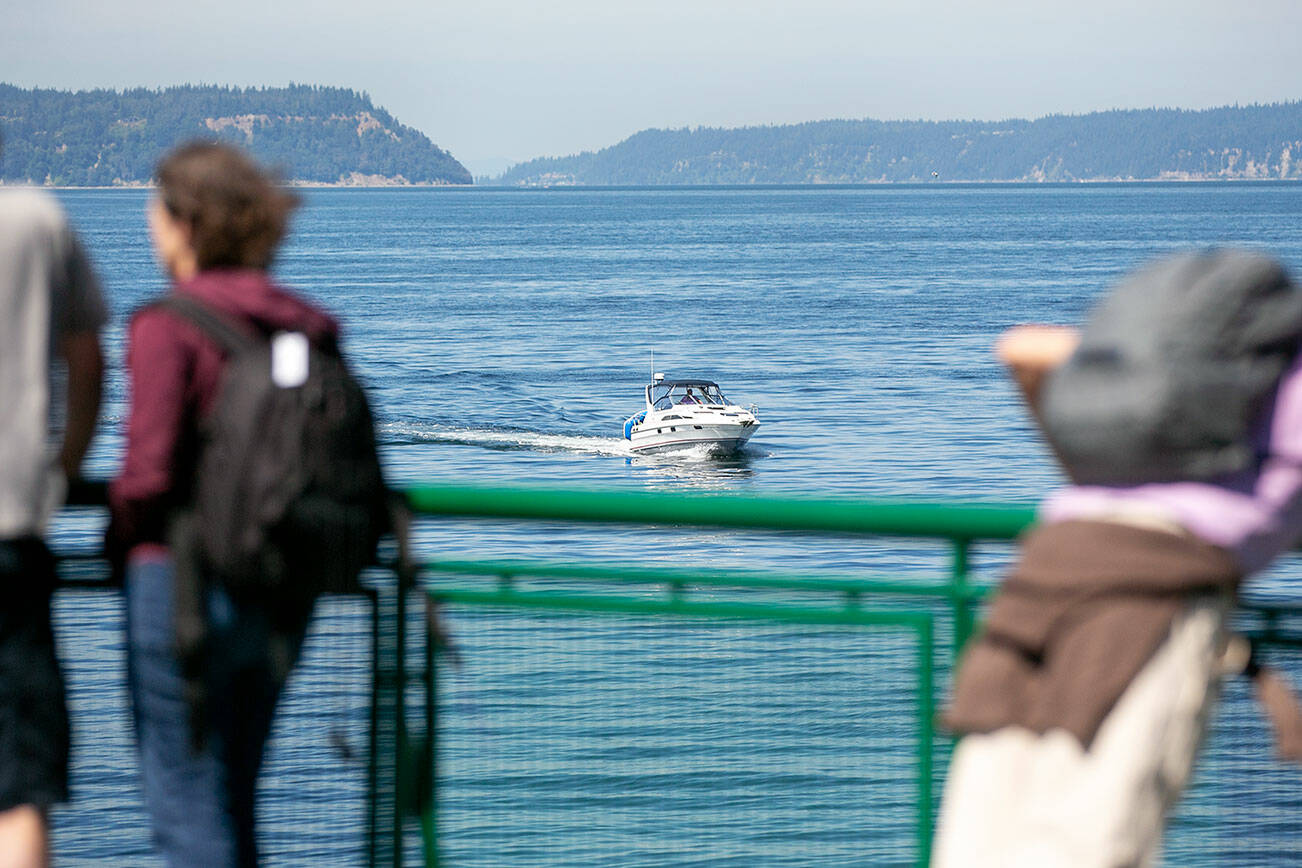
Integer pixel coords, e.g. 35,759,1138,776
156,141,299,270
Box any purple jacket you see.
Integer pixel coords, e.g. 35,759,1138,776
109,269,338,551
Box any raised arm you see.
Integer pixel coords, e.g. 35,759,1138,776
995,325,1080,418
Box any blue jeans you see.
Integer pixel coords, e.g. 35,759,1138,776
126,554,308,867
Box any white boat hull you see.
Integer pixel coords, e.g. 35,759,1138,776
628,421,758,454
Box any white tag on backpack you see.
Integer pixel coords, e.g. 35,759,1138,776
271,331,310,388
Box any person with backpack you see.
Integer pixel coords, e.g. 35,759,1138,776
108,141,385,867
933,250,1302,867
0,181,105,868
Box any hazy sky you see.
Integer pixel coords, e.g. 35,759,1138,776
6,0,1302,175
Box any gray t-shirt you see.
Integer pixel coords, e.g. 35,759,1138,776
0,189,107,537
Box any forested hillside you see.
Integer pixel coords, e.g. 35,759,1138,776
0,84,471,185
497,104,1302,185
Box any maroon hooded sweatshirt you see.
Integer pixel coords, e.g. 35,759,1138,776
109,269,339,553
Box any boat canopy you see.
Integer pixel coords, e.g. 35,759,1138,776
647,380,729,410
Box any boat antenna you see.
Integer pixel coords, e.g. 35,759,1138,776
650,350,654,377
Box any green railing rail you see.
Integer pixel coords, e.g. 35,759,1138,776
407,482,1037,656
404,484,1039,538
51,481,1302,866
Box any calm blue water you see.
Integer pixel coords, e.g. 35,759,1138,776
44,184,1302,864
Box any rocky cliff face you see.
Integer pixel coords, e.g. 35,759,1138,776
0,84,471,186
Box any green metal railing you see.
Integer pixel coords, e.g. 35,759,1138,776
405,484,1040,867
53,481,1302,866
403,484,1302,867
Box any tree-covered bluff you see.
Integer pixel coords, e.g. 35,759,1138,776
496,103,1302,185
0,84,471,186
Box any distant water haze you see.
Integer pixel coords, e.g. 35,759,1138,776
463,156,521,180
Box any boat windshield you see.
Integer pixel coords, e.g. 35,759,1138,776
650,383,729,410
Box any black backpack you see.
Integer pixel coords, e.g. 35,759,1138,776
157,294,389,620
1040,249,1302,485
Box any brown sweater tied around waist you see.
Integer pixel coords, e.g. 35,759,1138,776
945,519,1241,749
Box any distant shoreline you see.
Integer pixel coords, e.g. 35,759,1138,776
495,104,1302,186
0,181,475,190
13,177,1301,191
475,177,1302,189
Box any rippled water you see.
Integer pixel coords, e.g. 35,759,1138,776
46,183,1302,864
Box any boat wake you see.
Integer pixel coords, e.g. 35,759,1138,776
379,421,634,457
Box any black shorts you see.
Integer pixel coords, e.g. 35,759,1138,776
0,538,69,811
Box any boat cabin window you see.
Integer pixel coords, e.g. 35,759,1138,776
650,383,729,410
700,385,727,405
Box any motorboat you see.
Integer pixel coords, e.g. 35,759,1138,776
623,374,759,454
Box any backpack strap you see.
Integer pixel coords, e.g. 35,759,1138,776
154,293,343,357
152,294,263,356
148,295,264,748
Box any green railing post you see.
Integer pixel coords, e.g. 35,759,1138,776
917,616,936,867
423,600,439,868
394,574,410,865
371,581,402,868
367,591,383,868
